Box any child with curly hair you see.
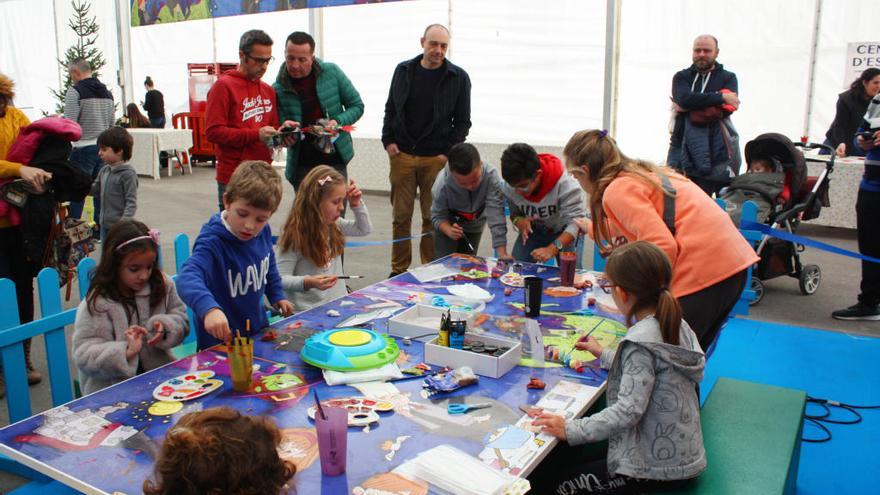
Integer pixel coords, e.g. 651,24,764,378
143,407,296,495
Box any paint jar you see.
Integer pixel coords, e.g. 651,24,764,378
559,251,577,287
315,406,348,476
228,344,254,393
448,320,466,349
524,276,544,317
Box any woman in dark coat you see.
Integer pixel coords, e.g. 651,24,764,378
143,76,165,129
824,68,880,157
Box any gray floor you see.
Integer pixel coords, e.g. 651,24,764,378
0,164,874,492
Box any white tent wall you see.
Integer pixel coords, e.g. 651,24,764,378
3,0,872,200
615,0,815,166
0,0,61,120
808,0,878,143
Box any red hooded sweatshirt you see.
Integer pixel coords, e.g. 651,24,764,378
205,70,278,185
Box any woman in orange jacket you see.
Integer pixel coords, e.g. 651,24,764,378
564,129,757,353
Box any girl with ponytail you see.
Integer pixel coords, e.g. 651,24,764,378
530,241,706,494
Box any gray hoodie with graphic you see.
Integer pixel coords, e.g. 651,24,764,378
565,316,707,481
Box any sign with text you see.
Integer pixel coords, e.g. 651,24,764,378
844,41,880,88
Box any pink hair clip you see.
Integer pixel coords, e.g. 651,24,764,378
317,175,334,186
116,228,160,251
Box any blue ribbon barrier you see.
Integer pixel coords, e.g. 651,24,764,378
346,232,431,248
741,220,880,265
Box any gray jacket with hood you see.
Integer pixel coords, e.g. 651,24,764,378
91,162,138,231
431,162,507,248
565,316,707,481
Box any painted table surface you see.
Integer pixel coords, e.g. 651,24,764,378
0,255,626,495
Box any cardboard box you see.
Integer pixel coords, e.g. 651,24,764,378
425,333,521,378
387,304,475,341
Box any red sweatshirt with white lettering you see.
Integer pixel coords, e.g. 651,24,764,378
205,70,278,184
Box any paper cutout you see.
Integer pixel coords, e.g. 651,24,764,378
278,428,319,472
353,473,428,495
14,403,138,452
381,435,411,461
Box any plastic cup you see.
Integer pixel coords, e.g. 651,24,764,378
227,345,253,392
524,276,544,317
315,406,348,476
559,251,577,287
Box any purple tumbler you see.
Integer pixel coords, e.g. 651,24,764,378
315,406,348,476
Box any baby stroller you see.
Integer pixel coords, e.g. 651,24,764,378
738,133,834,305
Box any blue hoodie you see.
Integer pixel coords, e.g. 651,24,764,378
177,213,285,349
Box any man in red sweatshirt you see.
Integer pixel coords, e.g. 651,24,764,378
206,29,283,211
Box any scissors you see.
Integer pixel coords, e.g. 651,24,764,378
447,402,492,415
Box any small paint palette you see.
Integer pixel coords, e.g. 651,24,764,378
500,272,525,288
307,396,394,427
152,370,223,402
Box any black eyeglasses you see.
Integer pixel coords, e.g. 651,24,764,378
598,280,616,294
246,54,275,65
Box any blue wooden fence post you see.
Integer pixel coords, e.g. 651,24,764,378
172,233,197,358
36,269,74,408
0,279,29,421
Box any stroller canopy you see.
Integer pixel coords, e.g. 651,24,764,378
743,133,807,199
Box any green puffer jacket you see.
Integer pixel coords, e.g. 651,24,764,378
273,59,364,184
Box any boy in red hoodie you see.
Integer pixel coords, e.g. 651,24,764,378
206,29,289,212
498,143,587,263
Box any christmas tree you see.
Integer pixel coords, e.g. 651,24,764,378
50,0,107,113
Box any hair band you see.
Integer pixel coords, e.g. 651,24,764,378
317,175,334,186
116,229,160,251
598,129,609,138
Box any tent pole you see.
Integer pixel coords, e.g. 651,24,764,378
602,0,621,135
803,0,822,140
114,0,134,106
310,7,325,59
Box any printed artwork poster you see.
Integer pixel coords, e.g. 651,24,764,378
132,0,412,27
844,41,880,89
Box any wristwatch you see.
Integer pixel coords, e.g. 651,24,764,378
552,238,564,252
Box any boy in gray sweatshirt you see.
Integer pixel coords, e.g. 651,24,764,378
430,143,507,258
499,142,586,263
93,127,138,240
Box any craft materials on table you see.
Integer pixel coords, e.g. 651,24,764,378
313,398,348,476
408,264,461,283
447,283,493,303
395,445,530,495
322,362,404,386
308,396,394,428
447,402,492,415
523,277,544,317
500,272,525,288
422,366,479,397
152,370,223,401
227,330,254,392
300,328,400,372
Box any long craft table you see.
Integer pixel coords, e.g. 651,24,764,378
0,255,627,494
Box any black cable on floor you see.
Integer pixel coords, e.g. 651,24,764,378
802,396,880,443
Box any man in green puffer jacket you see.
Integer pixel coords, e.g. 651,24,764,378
273,31,364,190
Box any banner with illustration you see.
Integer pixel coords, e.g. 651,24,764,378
132,0,410,27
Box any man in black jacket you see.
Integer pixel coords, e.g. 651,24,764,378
382,24,471,276
667,35,740,196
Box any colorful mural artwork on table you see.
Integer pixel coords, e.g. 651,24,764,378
0,255,619,494
132,0,413,27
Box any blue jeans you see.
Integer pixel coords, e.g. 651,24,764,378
68,145,103,222
217,181,226,212
150,116,166,129
512,223,584,268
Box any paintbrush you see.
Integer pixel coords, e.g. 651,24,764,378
337,275,363,279
462,232,476,254
313,389,327,420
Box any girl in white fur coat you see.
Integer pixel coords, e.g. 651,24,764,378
73,220,188,395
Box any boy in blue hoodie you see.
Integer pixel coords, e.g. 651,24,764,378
177,160,293,349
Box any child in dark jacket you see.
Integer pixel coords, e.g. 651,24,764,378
177,160,293,349
530,241,706,494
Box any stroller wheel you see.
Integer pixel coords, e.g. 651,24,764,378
749,277,765,306
799,264,821,295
